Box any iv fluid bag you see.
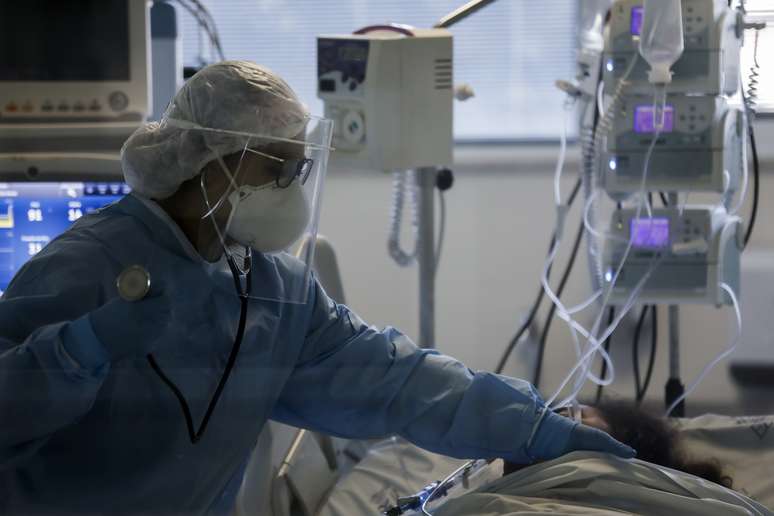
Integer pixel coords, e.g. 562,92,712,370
638,0,685,83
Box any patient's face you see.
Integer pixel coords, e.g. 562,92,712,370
568,405,609,432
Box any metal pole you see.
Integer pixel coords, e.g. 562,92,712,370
668,191,680,383
417,167,437,348
668,305,680,379
665,192,685,416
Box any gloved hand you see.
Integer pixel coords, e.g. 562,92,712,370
527,408,636,461
88,293,172,362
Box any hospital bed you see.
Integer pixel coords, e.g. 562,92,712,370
234,412,774,515
233,237,774,515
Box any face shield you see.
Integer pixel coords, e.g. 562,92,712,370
166,115,334,305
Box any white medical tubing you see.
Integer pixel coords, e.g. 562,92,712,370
665,283,742,417
553,102,573,206
583,190,606,240
652,85,668,132
422,459,489,515
539,252,614,388
550,87,665,408
541,97,607,384
559,190,691,409
566,290,602,315
542,250,610,386
557,267,655,406
549,255,661,408
583,190,627,243
728,162,749,216
545,54,667,408
597,79,606,118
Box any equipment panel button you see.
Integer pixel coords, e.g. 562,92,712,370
108,91,129,112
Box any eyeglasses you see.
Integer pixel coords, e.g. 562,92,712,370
244,148,314,189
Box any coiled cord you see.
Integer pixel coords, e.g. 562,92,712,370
388,170,420,266
746,30,761,114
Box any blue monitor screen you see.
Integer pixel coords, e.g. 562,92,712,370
630,217,670,249
633,104,675,133
0,182,129,294
631,6,644,35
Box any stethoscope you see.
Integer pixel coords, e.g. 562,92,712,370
117,248,253,444
115,161,311,444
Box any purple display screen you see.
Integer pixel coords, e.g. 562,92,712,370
630,217,670,249
634,104,675,133
631,6,644,35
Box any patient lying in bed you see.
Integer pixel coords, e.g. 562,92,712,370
433,400,768,516
503,400,732,488
320,400,773,515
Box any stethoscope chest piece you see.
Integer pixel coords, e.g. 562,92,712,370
117,265,151,302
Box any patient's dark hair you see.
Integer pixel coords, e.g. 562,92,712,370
594,400,733,489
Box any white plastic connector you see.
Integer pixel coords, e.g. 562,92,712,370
647,63,673,85
671,238,709,255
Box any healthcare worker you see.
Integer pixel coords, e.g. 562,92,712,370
0,61,634,515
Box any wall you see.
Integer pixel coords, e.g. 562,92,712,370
316,119,774,417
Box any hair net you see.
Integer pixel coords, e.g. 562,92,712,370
121,60,310,199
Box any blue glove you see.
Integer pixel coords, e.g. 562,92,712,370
566,420,637,457
528,408,636,461
62,252,209,370
87,294,171,363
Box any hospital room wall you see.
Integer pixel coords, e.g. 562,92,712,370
317,119,774,417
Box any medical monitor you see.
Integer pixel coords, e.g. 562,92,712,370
630,6,644,36
0,0,150,124
633,104,675,133
0,181,129,294
630,217,670,249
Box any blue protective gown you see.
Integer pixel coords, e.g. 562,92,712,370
0,194,570,515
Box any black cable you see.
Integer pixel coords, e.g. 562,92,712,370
632,305,649,401
533,216,585,388
594,306,616,404
744,126,760,246
494,236,554,374
189,0,225,59
494,178,582,374
498,62,601,377
639,306,658,403
739,87,760,247
176,0,226,61
632,305,658,404
147,255,251,444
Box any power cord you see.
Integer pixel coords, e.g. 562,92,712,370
533,215,585,388
175,0,226,62
743,124,759,247
494,178,582,374
633,305,658,404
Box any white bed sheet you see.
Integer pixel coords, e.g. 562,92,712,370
431,452,771,516
319,413,774,516
676,414,774,510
